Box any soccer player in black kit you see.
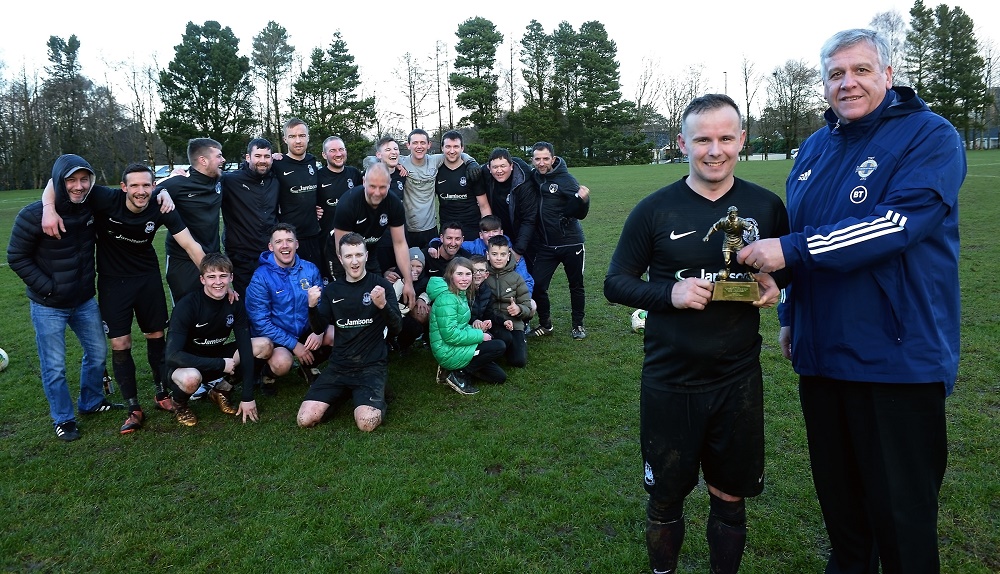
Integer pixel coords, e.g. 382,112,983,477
91,164,206,433
435,130,487,239
166,253,273,426
157,138,226,304
297,233,402,432
604,94,789,574
333,163,415,308
273,118,322,271
317,135,362,281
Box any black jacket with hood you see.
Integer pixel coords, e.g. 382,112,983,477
531,156,589,247
7,154,97,308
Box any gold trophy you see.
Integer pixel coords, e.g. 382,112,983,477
703,206,760,302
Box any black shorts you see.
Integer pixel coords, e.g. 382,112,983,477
303,362,387,412
639,366,765,504
98,273,169,339
167,341,237,384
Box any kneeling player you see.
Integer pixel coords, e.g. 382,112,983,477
297,233,402,432
166,253,273,426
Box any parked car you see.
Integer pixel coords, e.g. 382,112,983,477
153,164,190,184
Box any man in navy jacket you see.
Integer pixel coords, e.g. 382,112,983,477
738,29,965,574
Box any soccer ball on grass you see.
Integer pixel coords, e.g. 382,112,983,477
0,347,8,372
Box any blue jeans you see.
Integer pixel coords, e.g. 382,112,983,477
30,298,107,425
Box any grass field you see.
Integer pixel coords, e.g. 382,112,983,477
1,154,997,573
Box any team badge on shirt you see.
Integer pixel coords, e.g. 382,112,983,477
144,221,155,234
347,179,355,188
379,214,388,227
459,177,467,187
215,182,222,194
742,218,761,244
308,164,315,176
226,314,234,327
362,292,372,306
547,184,559,194
856,157,878,180
300,278,311,290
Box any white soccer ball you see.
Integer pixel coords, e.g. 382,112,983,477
0,347,8,372
630,309,647,334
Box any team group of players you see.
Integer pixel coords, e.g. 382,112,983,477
9,120,591,440
8,26,962,574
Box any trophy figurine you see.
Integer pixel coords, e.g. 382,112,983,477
703,206,760,301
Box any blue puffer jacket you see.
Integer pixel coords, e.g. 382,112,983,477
427,276,484,370
245,251,323,350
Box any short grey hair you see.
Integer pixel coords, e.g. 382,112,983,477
820,29,890,79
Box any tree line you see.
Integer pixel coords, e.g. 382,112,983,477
0,3,996,191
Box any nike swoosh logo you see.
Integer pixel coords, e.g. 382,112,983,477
321,183,332,188
187,194,196,197
437,180,447,184
670,230,697,240
575,249,584,255
275,290,284,294
195,322,209,328
283,171,294,176
331,298,345,304
356,218,367,224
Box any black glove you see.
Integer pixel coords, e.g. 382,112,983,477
464,159,482,186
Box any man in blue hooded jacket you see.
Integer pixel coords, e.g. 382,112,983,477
738,29,965,574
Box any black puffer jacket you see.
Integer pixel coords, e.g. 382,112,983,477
7,154,97,308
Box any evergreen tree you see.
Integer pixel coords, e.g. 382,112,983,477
252,21,295,148
157,21,255,161
449,16,504,142
904,0,935,94
925,5,987,141
576,21,633,164
520,20,551,107
549,21,581,159
43,35,92,155
289,32,375,166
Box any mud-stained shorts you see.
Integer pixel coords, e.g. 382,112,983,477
639,366,765,505
303,362,387,412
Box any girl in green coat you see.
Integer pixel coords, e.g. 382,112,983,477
427,257,506,395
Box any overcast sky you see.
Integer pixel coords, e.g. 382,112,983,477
2,0,996,135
